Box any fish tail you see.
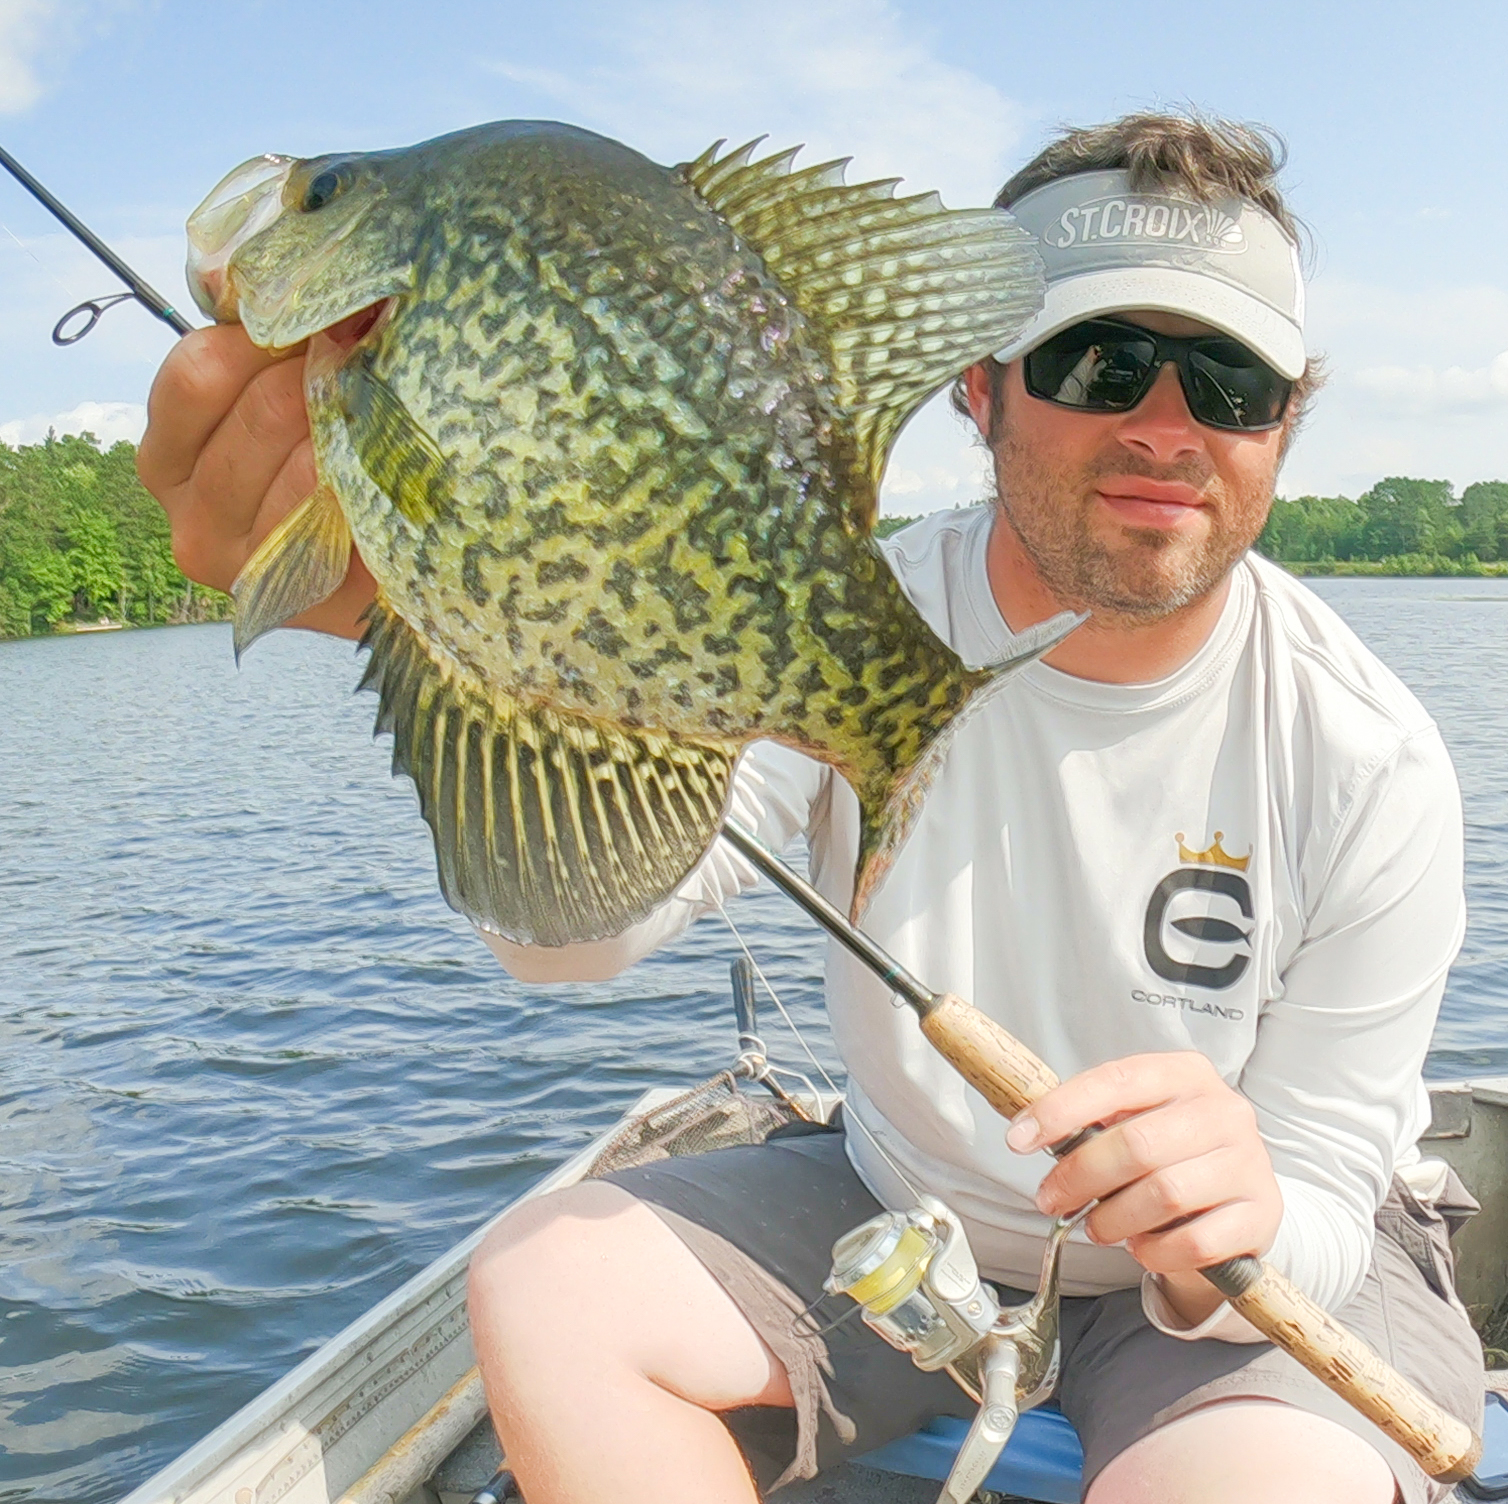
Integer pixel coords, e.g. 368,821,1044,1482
850,610,1084,919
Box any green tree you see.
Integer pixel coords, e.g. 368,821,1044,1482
1357,477,1456,560
1461,481,1508,563
17,548,76,627
0,431,232,636
67,509,124,618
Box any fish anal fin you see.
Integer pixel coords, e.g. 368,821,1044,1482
849,609,1085,919
358,601,738,946
231,481,352,659
340,358,451,526
678,141,1046,525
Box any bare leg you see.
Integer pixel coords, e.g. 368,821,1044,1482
468,1181,794,1504
1087,1399,1399,1504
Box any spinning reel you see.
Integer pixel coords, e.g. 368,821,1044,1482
825,1196,1089,1504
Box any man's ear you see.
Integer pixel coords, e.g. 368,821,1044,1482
963,361,995,439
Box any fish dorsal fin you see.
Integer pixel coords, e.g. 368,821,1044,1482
359,600,738,946
680,139,1045,528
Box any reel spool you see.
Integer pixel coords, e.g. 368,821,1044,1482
824,1194,999,1373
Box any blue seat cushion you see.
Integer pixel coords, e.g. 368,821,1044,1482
1479,1390,1508,1492
856,1404,1084,1504
859,1390,1508,1503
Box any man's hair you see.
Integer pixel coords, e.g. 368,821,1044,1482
995,111,1303,242
954,110,1325,434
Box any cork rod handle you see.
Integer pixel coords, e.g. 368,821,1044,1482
917,991,1483,1483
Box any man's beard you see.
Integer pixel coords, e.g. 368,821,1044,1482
990,421,1273,623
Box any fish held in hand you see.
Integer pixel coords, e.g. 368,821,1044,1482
186,120,1074,946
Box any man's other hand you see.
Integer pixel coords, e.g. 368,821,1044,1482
137,324,376,641
1005,1051,1283,1325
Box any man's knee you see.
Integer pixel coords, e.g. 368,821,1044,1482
1087,1400,1398,1504
467,1179,793,1414
468,1181,642,1364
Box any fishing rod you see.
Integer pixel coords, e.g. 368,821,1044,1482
0,144,193,345
720,818,1489,1487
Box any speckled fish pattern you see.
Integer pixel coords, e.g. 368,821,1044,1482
204,121,1050,944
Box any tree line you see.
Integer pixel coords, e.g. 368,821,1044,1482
0,431,230,639
1256,477,1508,575
3,434,1506,642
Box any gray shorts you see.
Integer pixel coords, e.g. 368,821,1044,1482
604,1122,1485,1502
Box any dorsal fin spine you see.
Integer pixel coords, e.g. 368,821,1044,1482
678,137,1044,528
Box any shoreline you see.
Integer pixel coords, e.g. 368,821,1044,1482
5,560,1508,647
1276,559,1508,578
0,618,230,645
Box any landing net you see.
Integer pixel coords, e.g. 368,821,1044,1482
582,1070,800,1179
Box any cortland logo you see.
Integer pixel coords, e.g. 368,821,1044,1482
1049,197,1246,253
1142,832,1254,993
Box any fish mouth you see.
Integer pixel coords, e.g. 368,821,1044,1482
186,154,296,320
308,298,393,368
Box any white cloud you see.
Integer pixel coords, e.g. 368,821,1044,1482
0,398,145,447
0,0,133,115
0,0,53,111
880,391,991,517
1353,351,1508,416
1277,274,1508,497
487,0,1026,208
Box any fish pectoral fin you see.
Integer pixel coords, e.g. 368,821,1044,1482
230,482,352,659
679,140,1045,526
340,357,451,526
359,600,739,946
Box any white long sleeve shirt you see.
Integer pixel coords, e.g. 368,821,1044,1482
485,505,1465,1331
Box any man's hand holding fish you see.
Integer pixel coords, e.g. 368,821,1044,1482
140,324,375,640
139,112,1483,1504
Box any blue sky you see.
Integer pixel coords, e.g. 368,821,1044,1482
1,0,1505,510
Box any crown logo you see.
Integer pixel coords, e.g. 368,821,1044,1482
1176,832,1251,872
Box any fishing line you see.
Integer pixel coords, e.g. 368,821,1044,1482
715,899,830,1101
0,214,76,298
714,894,925,1205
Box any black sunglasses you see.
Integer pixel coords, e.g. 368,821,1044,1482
1022,317,1293,432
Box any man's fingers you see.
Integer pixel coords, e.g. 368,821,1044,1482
254,435,321,543
1124,1198,1268,1274
138,325,288,494
1081,1145,1245,1246
174,356,312,581
1006,1051,1211,1154
1035,1102,1216,1216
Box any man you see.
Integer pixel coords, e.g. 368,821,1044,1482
140,114,1482,1504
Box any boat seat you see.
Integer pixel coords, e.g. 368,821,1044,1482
857,1404,1082,1503
855,1391,1508,1503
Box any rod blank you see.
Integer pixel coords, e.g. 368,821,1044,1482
0,143,192,338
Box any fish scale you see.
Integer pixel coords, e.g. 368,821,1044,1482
191,119,1072,945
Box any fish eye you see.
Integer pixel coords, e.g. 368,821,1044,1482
301,168,345,213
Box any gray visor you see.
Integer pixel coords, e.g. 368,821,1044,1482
993,169,1306,379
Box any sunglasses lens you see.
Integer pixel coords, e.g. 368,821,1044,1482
1185,342,1291,430
1025,323,1157,411
1024,321,1292,431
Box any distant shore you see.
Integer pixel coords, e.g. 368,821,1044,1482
1276,558,1508,578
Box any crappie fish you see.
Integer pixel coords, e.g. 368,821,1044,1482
186,121,1073,946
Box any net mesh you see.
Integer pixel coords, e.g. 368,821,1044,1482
583,1071,800,1178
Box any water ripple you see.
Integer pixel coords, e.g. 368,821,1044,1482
0,583,1504,1501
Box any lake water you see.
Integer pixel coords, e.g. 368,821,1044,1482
1,577,1506,1503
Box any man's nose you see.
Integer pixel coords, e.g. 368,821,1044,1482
1114,362,1205,463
